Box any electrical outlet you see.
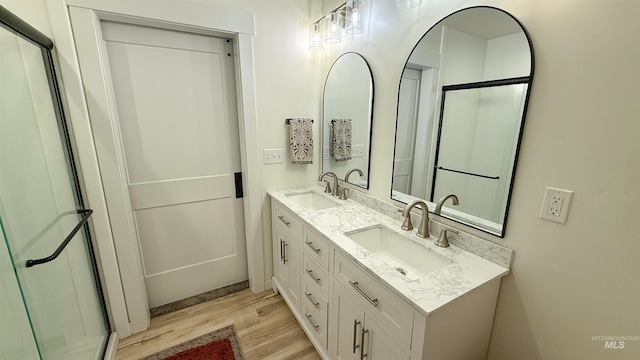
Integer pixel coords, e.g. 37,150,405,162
263,148,284,164
540,187,574,224
547,194,564,216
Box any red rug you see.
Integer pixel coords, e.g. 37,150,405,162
164,338,235,360
142,325,243,360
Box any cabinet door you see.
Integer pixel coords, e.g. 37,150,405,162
333,284,364,360
273,224,289,288
362,314,409,360
334,251,414,349
286,238,301,309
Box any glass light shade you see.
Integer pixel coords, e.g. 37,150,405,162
325,12,342,43
309,22,324,50
345,0,365,34
397,0,422,9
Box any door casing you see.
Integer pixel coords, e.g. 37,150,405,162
68,0,264,337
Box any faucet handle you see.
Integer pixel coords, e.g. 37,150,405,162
401,213,413,231
435,225,458,248
338,187,348,200
323,180,332,193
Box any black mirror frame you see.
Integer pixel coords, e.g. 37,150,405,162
390,6,535,237
322,51,376,189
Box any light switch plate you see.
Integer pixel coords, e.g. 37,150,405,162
540,187,574,224
263,148,284,164
323,146,330,159
352,144,365,158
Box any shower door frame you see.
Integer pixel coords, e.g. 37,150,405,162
0,4,115,359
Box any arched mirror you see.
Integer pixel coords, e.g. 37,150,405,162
322,52,374,188
391,6,534,237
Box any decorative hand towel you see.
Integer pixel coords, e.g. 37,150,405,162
331,118,352,162
288,118,314,164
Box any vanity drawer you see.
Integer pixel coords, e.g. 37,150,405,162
273,201,302,237
302,291,328,349
303,277,328,315
333,250,414,350
303,253,329,300
302,227,330,270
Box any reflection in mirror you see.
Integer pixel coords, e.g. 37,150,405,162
322,52,374,188
391,7,534,237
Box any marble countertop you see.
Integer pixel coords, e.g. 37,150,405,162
268,186,510,317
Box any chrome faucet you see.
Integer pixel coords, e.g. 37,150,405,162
318,171,339,197
401,200,430,238
344,168,363,182
434,194,459,215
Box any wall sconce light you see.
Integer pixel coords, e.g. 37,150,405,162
309,22,324,50
309,1,366,50
345,0,364,34
397,0,422,9
325,11,342,43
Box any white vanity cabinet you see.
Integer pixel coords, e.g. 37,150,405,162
272,202,302,309
300,227,332,349
270,196,505,360
333,251,414,350
333,282,409,360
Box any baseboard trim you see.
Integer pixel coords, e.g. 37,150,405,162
149,280,250,318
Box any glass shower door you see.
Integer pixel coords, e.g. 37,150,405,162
0,12,109,360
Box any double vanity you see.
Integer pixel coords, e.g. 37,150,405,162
269,186,511,360
274,4,532,358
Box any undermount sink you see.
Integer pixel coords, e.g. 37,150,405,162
285,191,341,210
345,225,452,279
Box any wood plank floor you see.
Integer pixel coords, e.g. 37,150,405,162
116,289,322,360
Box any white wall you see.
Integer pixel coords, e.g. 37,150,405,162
441,27,487,85
212,0,323,282
321,0,640,359
484,32,530,80
5,0,639,358
1,0,52,35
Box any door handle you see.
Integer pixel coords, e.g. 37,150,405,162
360,328,369,360
305,240,321,254
306,269,321,284
352,319,361,353
305,292,320,309
305,313,320,332
26,209,93,268
277,215,291,227
283,242,288,264
348,281,378,307
280,239,284,263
